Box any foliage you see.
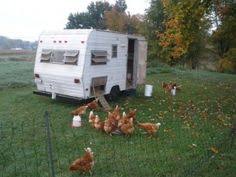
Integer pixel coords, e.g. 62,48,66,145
145,0,165,61
66,1,112,29
0,36,37,50
217,48,236,73
211,1,236,57
157,0,210,67
114,0,127,13
104,9,144,34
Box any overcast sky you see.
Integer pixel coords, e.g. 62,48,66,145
0,0,150,41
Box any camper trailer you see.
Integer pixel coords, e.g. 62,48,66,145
34,29,147,100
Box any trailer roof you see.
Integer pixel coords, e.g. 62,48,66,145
40,29,145,40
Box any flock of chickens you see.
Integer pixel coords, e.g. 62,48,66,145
68,82,181,174
69,100,161,173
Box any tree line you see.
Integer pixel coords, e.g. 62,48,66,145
66,0,236,73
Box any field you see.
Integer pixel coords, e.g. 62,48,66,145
0,58,236,177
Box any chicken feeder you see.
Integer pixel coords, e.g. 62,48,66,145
144,84,153,97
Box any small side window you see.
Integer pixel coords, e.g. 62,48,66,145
40,50,52,62
64,50,79,65
112,45,117,58
91,50,108,65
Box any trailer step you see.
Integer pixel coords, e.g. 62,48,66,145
97,95,111,111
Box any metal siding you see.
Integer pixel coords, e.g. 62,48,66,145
82,31,128,97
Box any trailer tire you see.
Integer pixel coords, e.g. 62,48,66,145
109,86,120,101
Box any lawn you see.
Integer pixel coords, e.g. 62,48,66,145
0,60,235,177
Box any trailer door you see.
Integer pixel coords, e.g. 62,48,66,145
137,40,147,84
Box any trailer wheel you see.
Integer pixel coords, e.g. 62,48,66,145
109,86,120,101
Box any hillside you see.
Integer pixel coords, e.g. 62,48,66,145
0,36,37,50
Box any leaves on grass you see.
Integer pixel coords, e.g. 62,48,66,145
210,146,219,154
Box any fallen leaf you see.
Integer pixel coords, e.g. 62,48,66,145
210,146,219,154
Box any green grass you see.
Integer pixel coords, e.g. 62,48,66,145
0,61,236,177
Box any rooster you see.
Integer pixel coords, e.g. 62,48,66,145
87,99,99,110
137,122,161,136
71,105,88,116
69,147,94,174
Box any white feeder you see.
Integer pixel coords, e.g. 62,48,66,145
144,84,153,97
51,92,56,99
72,115,82,127
171,86,176,96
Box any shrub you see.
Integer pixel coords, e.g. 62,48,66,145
217,48,236,74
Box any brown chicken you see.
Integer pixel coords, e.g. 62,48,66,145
88,111,96,127
137,122,161,136
120,117,134,135
162,82,181,93
126,109,137,122
162,82,174,93
87,99,99,110
71,105,88,116
94,115,105,131
111,105,121,121
69,147,94,173
117,112,135,135
104,112,120,135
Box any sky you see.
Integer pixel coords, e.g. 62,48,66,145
0,0,150,41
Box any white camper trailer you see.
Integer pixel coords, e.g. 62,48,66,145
34,29,147,100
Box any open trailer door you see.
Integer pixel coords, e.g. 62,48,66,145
137,40,147,85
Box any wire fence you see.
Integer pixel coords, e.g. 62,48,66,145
0,111,235,177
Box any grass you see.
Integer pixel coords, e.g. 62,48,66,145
0,60,236,177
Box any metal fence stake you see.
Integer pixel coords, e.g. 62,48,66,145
44,111,55,177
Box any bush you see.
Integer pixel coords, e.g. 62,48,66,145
217,48,236,74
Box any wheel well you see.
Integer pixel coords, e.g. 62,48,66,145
110,85,120,93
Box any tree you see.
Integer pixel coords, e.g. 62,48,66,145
66,1,112,29
114,0,127,13
66,12,93,29
158,0,210,67
145,0,166,61
211,0,236,57
104,8,144,34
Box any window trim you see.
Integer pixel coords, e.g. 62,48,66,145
91,50,108,65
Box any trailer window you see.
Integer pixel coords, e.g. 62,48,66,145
112,45,117,58
51,50,64,63
91,50,108,65
40,50,52,62
64,50,79,65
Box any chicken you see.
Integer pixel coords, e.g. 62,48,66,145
111,105,121,121
103,112,120,135
69,147,94,173
162,82,181,93
87,99,99,110
118,112,129,128
137,122,161,136
162,82,173,93
71,105,88,116
126,109,137,122
94,115,105,131
88,111,96,127
117,112,135,135
120,117,134,136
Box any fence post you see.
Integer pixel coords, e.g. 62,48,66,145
44,111,55,177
